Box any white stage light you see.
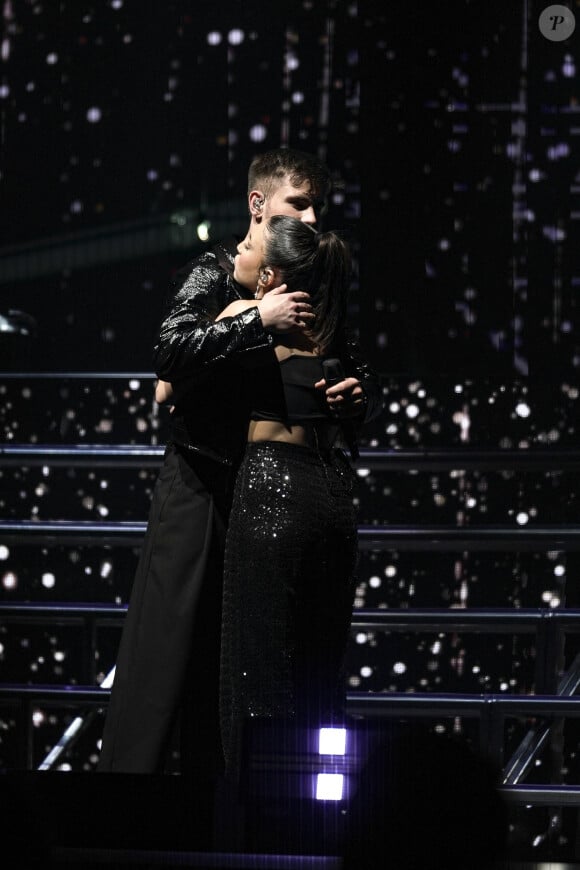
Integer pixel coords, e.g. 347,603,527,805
318,727,347,755
197,220,211,241
315,773,344,801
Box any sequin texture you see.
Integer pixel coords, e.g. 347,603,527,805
220,440,358,775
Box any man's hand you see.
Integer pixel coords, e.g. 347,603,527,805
258,284,314,333
315,376,366,418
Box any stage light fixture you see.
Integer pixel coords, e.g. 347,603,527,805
315,773,344,801
197,220,211,241
318,727,346,756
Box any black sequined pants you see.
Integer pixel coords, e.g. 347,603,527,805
220,440,358,776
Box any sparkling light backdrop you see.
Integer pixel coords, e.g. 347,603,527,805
1,1,579,807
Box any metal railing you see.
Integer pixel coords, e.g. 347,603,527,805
1,603,580,783
1,519,579,550
2,440,580,808
2,443,580,470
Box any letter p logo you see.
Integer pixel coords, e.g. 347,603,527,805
539,5,576,41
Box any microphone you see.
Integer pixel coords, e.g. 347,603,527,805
321,357,345,388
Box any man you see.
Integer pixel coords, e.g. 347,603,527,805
98,148,382,776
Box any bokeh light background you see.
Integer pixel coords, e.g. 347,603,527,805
1,0,580,814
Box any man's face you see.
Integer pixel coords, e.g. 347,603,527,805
237,175,327,290
262,176,326,225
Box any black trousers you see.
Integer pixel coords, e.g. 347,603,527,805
219,441,358,777
98,442,232,774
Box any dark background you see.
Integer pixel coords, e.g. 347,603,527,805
1,0,579,830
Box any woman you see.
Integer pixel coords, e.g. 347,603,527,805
214,215,370,778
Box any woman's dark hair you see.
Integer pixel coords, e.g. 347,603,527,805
262,215,350,354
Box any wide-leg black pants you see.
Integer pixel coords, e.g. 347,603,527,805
219,441,358,777
98,442,231,774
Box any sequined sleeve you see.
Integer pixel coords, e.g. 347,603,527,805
338,331,384,424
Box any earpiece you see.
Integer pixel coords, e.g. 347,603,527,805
254,197,265,210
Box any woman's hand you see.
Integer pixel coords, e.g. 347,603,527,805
314,376,366,418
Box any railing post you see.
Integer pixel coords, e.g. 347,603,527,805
478,696,503,771
479,696,505,772
25,698,34,771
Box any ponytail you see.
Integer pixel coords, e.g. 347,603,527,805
308,231,350,353
262,215,350,353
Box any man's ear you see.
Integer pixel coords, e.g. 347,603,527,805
249,190,266,219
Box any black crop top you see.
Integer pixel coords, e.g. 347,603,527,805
251,355,334,424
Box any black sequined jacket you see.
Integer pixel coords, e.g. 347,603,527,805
153,238,383,466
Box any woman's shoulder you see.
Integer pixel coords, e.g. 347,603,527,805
229,299,257,314
215,299,258,321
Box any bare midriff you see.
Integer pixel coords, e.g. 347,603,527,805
247,419,343,450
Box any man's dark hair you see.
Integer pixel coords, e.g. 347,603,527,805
248,148,331,199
